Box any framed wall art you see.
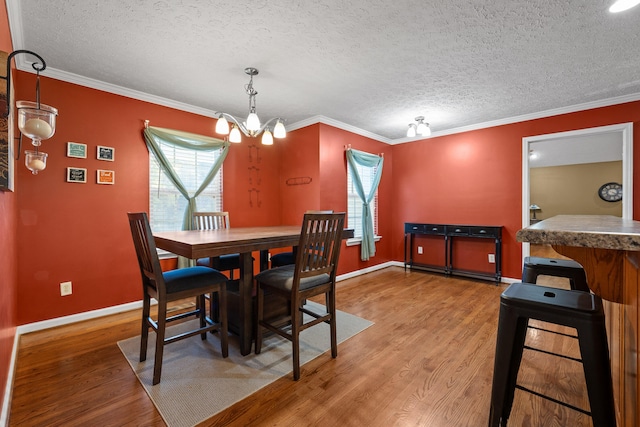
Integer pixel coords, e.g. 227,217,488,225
97,169,114,185
67,142,87,158
97,145,114,161
66,167,87,183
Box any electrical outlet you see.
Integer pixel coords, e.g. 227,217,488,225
488,254,495,263
60,281,72,296
417,246,423,254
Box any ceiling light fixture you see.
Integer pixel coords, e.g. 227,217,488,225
1,50,58,175
406,116,431,138
214,67,286,145
609,0,640,12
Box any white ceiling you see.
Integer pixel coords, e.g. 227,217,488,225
5,0,640,143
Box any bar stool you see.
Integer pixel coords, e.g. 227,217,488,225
522,256,589,292
488,282,615,427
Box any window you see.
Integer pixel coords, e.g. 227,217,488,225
149,142,223,232
347,162,378,239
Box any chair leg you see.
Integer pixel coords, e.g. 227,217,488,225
291,297,301,381
218,285,229,358
328,290,337,358
199,294,207,340
255,283,264,354
140,294,151,362
153,299,168,385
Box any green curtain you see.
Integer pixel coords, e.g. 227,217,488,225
143,126,229,267
346,148,384,261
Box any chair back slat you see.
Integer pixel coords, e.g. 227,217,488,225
192,212,230,230
127,212,164,296
294,213,345,287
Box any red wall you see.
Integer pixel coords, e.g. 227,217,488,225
0,0,17,410
393,102,640,279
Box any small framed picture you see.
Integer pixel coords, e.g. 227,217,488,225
97,146,115,161
97,169,115,185
66,167,87,183
67,142,87,159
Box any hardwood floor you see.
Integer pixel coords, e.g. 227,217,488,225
9,265,594,426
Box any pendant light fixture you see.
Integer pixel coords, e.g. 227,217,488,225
609,0,640,13
406,116,431,138
1,50,58,174
214,67,286,145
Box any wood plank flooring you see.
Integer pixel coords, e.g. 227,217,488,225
9,262,595,426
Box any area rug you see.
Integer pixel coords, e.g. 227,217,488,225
117,302,373,427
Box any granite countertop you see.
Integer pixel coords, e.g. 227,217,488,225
516,215,640,251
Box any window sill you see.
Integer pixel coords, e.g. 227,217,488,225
346,235,381,247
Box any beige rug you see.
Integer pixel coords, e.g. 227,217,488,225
117,302,373,427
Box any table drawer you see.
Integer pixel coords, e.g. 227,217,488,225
448,226,470,236
469,226,500,238
405,223,426,233
424,224,446,235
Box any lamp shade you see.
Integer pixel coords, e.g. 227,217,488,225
273,120,286,138
261,129,273,145
229,125,242,143
246,112,260,131
215,115,229,134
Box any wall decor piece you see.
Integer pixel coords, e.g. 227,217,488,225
66,167,87,183
97,145,114,161
286,176,313,186
97,169,114,185
67,142,87,158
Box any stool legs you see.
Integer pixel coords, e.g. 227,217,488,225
488,303,529,427
578,323,616,427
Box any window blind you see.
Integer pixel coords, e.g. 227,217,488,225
149,142,223,232
347,162,378,238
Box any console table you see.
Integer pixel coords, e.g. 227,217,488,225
404,223,502,283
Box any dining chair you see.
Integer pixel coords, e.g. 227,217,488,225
254,212,346,380
192,212,241,279
127,212,229,385
270,210,334,268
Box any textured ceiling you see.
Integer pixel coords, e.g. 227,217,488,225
6,0,640,142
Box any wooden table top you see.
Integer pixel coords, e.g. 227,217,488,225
154,225,354,259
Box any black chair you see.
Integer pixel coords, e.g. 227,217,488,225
127,212,228,385
488,282,615,427
255,212,345,380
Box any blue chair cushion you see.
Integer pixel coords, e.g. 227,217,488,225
255,264,330,291
196,254,241,271
162,266,228,294
271,251,295,267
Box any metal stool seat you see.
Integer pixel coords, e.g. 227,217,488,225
522,256,589,292
488,282,616,427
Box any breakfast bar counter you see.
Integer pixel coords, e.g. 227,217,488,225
516,215,640,427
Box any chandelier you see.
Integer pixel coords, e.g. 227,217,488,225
406,116,431,138
214,67,286,145
1,50,58,175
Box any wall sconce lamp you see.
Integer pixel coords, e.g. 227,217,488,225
1,50,58,174
214,67,286,145
406,116,431,138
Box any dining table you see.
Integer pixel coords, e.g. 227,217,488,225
153,225,353,356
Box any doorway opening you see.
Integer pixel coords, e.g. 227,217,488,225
521,122,633,260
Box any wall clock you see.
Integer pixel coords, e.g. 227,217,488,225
598,182,622,202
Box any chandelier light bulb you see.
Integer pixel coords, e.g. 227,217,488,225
261,129,274,145
229,125,242,143
407,124,417,138
215,115,230,135
273,120,286,138
246,111,260,132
